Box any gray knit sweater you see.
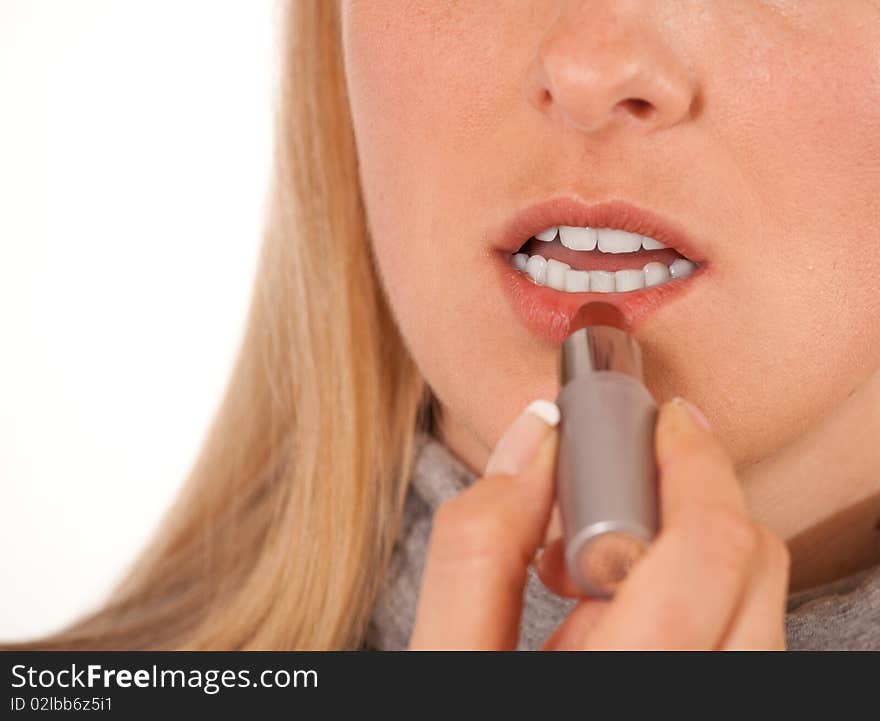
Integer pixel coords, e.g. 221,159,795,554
366,432,880,650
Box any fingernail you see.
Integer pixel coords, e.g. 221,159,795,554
484,399,560,477
671,396,711,430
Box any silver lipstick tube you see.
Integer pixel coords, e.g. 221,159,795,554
555,322,659,598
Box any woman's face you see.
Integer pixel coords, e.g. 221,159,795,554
341,1,880,474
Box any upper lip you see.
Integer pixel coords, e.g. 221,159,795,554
492,196,708,263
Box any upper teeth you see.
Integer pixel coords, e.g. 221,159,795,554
512,225,699,293
534,226,667,253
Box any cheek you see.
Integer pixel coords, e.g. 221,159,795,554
343,3,502,178
718,10,880,255
750,45,880,229
344,3,549,449
668,34,880,465
749,32,880,365
343,5,480,301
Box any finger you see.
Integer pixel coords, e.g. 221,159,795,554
585,510,758,649
540,502,563,549
484,399,560,476
585,398,757,649
409,401,559,650
657,396,749,526
534,537,583,598
721,525,791,650
540,598,611,650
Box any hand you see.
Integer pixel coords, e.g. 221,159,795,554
408,396,790,650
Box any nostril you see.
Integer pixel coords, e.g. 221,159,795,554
619,98,655,120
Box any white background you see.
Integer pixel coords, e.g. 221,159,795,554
0,1,277,640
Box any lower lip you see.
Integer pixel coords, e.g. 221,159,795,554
494,250,710,344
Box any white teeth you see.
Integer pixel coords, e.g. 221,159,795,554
515,224,700,292
545,258,570,290
643,261,672,287
590,270,616,293
642,261,672,288
525,254,548,283
531,226,671,254
597,229,642,254
514,253,700,294
641,235,667,250
669,258,697,279
614,269,645,292
534,226,558,241
558,226,598,251
564,269,590,292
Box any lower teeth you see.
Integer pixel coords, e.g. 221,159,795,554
511,252,698,293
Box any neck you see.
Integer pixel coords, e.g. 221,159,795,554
741,368,880,591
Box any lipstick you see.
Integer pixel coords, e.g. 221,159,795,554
555,301,659,597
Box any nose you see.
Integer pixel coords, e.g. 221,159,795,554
527,2,698,135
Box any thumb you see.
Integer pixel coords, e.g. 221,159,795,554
409,400,559,650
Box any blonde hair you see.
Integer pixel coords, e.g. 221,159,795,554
13,0,429,650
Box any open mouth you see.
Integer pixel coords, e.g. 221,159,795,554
492,198,709,342
510,225,700,293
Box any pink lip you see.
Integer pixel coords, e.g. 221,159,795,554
491,197,712,344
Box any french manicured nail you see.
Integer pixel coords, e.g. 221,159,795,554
484,399,560,477
671,396,711,431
